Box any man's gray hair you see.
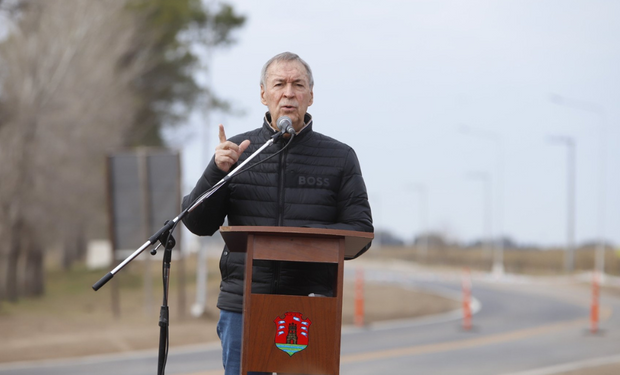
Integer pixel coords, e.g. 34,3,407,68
260,52,314,88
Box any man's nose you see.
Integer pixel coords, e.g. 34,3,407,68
283,84,295,97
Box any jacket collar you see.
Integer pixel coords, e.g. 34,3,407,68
263,112,313,140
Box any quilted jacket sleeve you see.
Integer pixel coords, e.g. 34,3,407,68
181,156,230,236
339,149,373,230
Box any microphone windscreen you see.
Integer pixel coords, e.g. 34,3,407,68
276,116,292,132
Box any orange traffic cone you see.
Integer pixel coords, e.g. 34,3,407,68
354,267,364,327
462,268,472,331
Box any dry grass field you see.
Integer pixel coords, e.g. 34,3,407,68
368,244,620,276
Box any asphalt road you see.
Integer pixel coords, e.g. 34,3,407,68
1,262,619,375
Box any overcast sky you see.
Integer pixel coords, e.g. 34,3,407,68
168,0,620,248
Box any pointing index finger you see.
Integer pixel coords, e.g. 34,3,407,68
218,124,227,144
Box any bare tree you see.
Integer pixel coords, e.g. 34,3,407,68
0,0,151,299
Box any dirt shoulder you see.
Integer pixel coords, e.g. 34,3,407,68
0,273,459,364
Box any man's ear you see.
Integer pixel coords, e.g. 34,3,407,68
260,85,267,105
308,89,314,106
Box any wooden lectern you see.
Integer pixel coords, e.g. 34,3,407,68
220,226,373,375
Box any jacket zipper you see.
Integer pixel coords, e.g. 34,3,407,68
273,146,288,294
277,148,287,226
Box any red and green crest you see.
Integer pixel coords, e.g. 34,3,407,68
274,312,312,356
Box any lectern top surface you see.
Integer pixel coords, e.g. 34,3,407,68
219,226,373,260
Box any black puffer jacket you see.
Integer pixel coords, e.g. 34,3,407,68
182,113,373,312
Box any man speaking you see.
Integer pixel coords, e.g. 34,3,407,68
182,52,373,375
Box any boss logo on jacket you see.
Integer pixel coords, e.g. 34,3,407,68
296,175,331,188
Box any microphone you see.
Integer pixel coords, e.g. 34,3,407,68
276,116,296,135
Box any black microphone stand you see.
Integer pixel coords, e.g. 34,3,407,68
91,129,289,375
154,225,175,375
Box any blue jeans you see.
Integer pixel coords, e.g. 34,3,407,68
217,309,271,375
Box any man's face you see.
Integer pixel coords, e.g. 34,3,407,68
261,60,314,132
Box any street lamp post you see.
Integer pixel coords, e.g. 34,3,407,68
192,32,218,318
460,125,505,277
466,172,493,266
370,192,382,251
550,94,607,276
547,135,576,273
410,185,428,260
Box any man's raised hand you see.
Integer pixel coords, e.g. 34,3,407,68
214,124,251,173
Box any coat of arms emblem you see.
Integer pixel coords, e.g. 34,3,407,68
273,312,312,356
